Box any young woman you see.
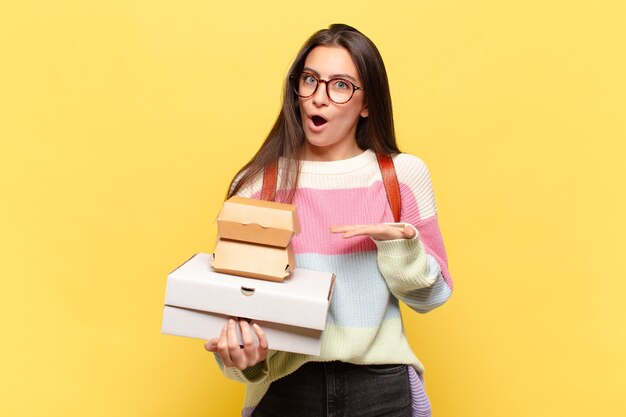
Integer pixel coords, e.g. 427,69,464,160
205,24,453,417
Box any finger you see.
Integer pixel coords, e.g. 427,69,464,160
204,338,218,352
226,318,240,347
252,323,269,359
343,224,390,240
239,320,256,358
329,225,363,234
226,318,245,368
216,323,234,367
340,225,378,239
333,224,408,240
331,224,370,238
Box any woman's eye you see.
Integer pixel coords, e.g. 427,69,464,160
332,80,350,90
304,75,317,85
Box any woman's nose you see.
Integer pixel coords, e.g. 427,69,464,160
312,81,329,106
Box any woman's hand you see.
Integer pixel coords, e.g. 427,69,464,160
330,223,417,241
204,318,268,371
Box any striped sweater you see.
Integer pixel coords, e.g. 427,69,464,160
214,149,453,416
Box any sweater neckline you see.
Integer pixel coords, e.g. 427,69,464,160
285,149,378,175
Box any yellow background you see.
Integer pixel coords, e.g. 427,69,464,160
1,1,625,416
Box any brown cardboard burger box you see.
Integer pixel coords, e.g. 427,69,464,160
212,196,301,282
161,253,335,355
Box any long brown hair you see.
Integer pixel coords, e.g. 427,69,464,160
227,24,400,202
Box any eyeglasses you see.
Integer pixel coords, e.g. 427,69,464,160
292,71,365,104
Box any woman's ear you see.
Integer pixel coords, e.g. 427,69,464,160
360,104,369,118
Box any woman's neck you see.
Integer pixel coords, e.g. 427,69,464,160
301,141,363,161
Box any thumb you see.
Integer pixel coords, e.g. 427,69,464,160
402,225,417,239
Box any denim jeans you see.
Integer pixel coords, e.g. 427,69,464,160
251,361,412,417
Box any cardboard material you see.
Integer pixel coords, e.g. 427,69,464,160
212,196,301,281
212,240,296,282
216,196,301,247
162,253,335,356
162,306,325,356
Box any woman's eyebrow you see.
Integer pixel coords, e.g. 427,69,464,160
303,67,358,83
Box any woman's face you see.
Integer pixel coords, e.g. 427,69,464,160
298,46,368,161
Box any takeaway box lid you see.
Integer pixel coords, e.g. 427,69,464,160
216,196,301,248
164,253,335,330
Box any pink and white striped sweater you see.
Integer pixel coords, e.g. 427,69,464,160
214,149,453,416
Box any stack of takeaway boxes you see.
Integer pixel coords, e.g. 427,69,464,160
161,196,336,355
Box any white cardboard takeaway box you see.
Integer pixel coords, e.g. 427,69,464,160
161,253,335,356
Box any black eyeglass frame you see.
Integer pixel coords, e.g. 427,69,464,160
291,72,365,104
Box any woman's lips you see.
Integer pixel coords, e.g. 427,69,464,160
307,115,328,133
312,115,327,126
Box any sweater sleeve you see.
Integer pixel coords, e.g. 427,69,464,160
373,154,453,313
373,229,451,313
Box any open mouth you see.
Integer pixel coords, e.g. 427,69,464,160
311,115,328,126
